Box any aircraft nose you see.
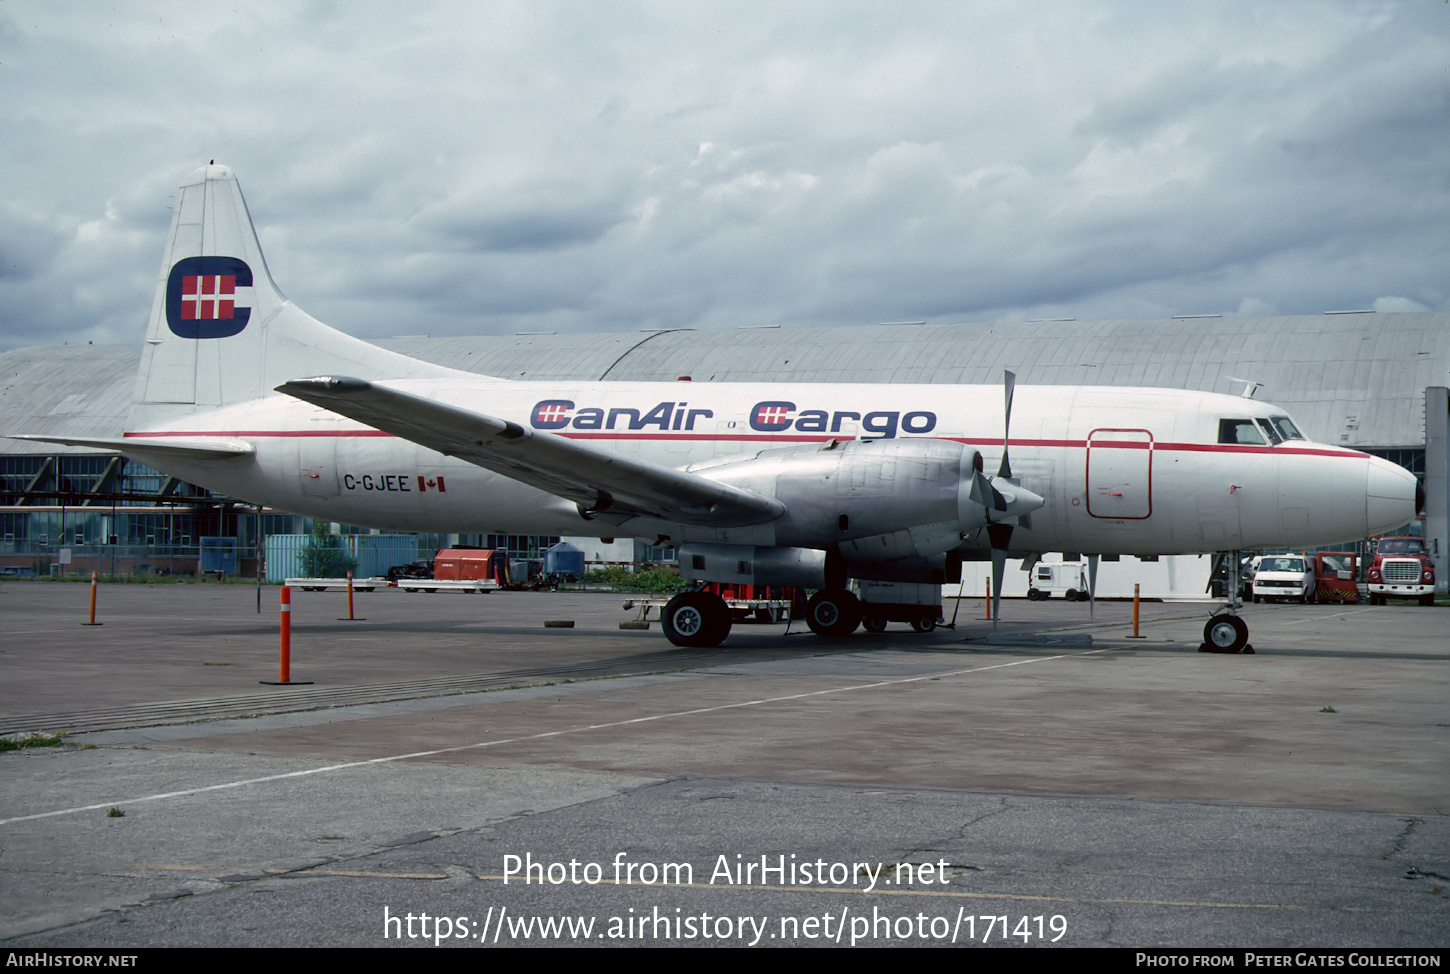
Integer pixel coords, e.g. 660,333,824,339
1365,456,1419,535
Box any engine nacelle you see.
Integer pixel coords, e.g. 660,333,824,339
694,438,1017,556
679,544,827,588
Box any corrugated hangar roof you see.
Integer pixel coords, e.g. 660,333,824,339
0,343,140,455
4,311,1446,454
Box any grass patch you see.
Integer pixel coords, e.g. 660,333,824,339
106,807,125,818
582,565,688,593
0,733,65,751
1319,705,1337,713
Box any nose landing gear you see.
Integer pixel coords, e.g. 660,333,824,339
1199,549,1256,654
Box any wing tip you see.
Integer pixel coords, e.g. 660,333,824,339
276,375,372,396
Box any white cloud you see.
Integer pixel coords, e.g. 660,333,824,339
1,0,1447,350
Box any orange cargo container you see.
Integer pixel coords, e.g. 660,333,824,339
433,548,508,583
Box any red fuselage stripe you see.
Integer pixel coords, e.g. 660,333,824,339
122,429,1366,459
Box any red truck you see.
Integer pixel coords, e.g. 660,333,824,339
1366,536,1436,606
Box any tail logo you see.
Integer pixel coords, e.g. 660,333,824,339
165,256,253,339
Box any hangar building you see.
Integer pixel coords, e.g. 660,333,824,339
3,310,1446,594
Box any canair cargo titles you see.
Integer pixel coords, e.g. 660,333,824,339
530,399,937,438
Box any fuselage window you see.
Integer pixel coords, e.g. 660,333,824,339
1218,419,1267,445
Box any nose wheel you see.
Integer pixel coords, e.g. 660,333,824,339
1199,614,1254,654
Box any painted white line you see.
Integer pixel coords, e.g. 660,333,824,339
1317,607,1375,621
0,649,1105,826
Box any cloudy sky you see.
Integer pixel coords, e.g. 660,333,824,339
1,1,1447,352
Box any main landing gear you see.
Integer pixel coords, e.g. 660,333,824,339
1199,549,1256,654
804,589,862,637
661,591,732,648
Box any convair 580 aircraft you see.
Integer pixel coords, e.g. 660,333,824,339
14,165,1421,652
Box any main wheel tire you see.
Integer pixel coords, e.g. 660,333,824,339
806,590,861,637
911,617,937,633
1203,614,1249,654
662,592,731,647
863,615,887,633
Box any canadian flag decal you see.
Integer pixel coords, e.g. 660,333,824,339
418,476,446,493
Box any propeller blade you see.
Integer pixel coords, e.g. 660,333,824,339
991,545,1007,625
968,469,989,509
998,370,1016,481
987,522,1014,624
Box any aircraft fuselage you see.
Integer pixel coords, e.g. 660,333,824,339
126,377,1409,557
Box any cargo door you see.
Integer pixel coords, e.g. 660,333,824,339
295,436,338,498
1086,429,1152,519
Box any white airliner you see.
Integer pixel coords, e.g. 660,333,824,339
13,164,1421,653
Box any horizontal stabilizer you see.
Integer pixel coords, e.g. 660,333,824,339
277,376,786,527
7,433,255,460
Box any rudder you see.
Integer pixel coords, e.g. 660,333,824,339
130,164,447,430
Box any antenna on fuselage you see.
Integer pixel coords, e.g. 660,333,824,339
1225,376,1262,399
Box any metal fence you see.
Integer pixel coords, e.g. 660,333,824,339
264,534,421,581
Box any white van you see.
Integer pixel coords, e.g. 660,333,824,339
1251,554,1316,604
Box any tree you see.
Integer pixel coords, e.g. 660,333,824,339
298,520,358,578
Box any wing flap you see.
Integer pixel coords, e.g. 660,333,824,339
276,376,784,526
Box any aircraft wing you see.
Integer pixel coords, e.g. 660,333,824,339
276,376,785,527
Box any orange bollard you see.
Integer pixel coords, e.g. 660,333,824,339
984,576,992,621
279,585,291,681
338,570,365,621
82,570,102,626
262,585,311,685
1128,582,1146,638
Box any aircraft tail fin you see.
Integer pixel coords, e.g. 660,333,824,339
130,164,449,430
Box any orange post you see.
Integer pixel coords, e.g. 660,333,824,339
1128,582,1146,638
985,576,992,621
83,570,102,626
262,585,311,685
279,585,291,682
338,569,365,621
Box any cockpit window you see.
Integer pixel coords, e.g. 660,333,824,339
1255,419,1284,445
1218,419,1267,445
1269,416,1304,441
